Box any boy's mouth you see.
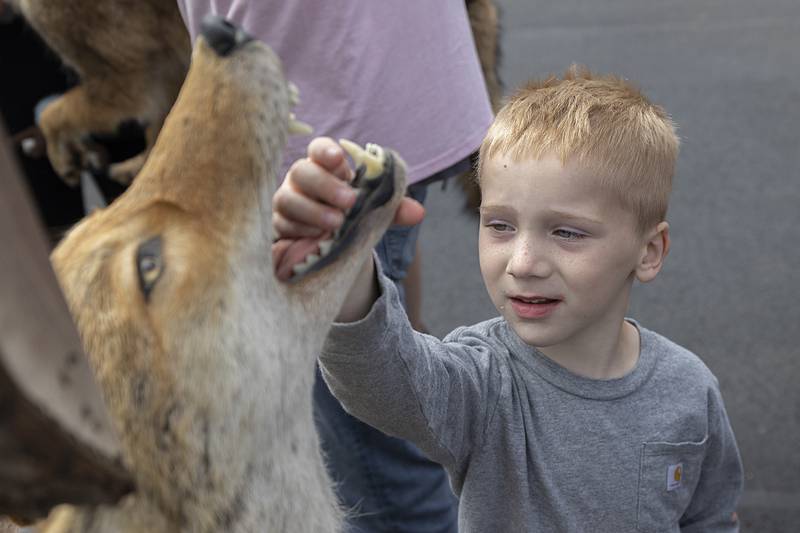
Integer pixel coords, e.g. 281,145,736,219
512,296,559,304
508,295,561,319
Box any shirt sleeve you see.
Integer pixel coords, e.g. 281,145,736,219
318,257,503,472
680,384,744,532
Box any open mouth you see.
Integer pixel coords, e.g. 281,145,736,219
511,296,559,305
288,140,396,282
508,295,561,319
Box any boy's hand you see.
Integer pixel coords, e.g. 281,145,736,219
272,137,424,281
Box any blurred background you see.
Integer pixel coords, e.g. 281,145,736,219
420,0,800,531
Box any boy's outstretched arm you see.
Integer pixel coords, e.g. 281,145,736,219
271,136,424,321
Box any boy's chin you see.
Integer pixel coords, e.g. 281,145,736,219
504,317,560,349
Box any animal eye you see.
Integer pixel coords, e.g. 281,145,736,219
136,236,163,301
553,228,586,241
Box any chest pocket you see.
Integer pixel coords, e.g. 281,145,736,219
637,436,708,532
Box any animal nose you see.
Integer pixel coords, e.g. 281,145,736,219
200,15,254,57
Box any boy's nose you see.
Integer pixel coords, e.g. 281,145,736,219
505,240,552,278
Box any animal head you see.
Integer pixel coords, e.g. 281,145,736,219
49,16,405,530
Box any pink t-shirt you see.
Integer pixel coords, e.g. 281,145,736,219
177,0,493,184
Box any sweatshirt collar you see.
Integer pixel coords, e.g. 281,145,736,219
500,319,658,400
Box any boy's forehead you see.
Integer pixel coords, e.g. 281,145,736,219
480,152,635,222
481,152,575,186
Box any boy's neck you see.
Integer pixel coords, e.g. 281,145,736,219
538,319,641,380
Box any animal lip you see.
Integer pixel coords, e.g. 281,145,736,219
289,140,396,282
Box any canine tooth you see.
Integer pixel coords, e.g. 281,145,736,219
319,239,334,256
339,139,384,179
288,113,313,135
288,82,301,106
305,253,320,265
292,262,311,275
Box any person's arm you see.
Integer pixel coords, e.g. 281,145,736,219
679,386,744,532
319,267,503,475
335,253,378,322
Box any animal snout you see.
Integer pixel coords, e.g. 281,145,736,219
200,14,253,57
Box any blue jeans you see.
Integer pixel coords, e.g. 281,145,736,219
313,160,470,532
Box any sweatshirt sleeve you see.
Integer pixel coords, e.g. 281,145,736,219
318,258,503,473
679,384,744,532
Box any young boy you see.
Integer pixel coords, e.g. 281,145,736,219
272,67,743,532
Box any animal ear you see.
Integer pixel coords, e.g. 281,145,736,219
636,221,670,283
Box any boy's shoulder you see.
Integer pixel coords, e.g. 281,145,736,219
638,323,720,390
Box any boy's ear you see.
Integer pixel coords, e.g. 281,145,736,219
636,221,670,283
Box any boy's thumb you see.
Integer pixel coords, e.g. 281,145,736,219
393,198,425,227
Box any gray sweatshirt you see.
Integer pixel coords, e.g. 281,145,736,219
320,268,743,532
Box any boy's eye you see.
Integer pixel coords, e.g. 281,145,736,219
553,228,586,241
486,222,514,233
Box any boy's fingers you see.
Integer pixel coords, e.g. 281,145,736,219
272,212,325,240
307,137,353,183
287,158,357,211
272,188,344,235
393,197,426,227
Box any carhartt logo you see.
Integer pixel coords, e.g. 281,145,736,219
667,463,683,491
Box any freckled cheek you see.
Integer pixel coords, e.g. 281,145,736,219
478,243,509,278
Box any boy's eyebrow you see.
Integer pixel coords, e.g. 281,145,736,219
479,204,515,215
546,210,603,226
480,205,603,226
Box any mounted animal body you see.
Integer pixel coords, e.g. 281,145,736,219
40,17,406,532
7,0,190,185
8,0,500,213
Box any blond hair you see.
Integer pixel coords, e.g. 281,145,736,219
479,65,680,230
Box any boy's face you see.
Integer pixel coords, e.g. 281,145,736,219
478,153,651,353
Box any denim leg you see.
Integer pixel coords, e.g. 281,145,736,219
313,182,459,532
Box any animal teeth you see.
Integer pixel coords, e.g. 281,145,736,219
288,113,313,135
319,239,333,256
292,252,321,276
288,81,301,107
292,262,311,275
339,138,384,179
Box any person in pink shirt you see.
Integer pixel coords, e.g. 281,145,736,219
178,2,494,530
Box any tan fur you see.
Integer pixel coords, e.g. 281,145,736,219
467,0,504,113
8,0,190,185
459,0,504,212
39,30,406,533
11,0,499,211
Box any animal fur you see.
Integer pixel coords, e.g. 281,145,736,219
9,0,500,210
460,0,505,212
38,22,406,532
7,0,190,186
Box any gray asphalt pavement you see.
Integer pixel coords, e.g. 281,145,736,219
419,1,800,531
